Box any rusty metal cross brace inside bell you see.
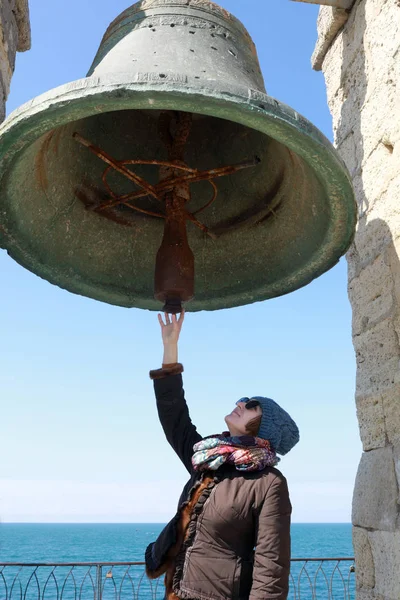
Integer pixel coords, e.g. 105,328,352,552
73,111,259,314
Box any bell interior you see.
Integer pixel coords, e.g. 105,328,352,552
3,108,329,310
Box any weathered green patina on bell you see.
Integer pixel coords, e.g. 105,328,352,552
0,0,356,312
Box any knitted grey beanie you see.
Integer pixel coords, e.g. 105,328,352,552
248,396,299,455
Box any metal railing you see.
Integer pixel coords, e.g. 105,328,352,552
0,558,355,600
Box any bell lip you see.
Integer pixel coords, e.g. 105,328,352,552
0,75,357,312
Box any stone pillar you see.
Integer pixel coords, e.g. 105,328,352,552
312,1,400,599
0,0,31,123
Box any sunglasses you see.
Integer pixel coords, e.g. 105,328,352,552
236,397,261,410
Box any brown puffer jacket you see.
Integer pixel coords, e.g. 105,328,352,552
147,371,292,600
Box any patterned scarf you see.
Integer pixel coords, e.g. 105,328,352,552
191,433,279,472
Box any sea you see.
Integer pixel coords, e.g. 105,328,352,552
0,523,355,599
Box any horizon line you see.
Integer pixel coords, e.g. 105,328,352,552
0,521,352,525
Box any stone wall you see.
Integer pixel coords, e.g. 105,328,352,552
0,0,30,122
312,1,400,598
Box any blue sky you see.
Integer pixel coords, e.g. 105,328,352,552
0,0,361,523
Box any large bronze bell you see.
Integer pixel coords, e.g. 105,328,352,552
0,0,356,312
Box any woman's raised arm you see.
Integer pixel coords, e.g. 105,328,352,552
150,311,202,473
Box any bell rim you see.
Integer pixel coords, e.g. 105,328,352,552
0,75,357,312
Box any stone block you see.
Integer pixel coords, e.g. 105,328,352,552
362,0,400,89
336,130,363,178
353,318,400,397
354,592,376,600
0,0,18,72
351,173,368,220
318,34,344,99
383,176,400,233
392,442,400,494
331,90,365,150
387,238,400,341
323,0,400,150
356,354,399,399
321,0,366,86
353,526,375,589
369,530,400,599
348,255,394,336
320,18,365,131
382,385,400,447
338,0,366,69
351,160,400,225
353,1,399,105
0,45,12,100
352,447,398,531
332,21,399,154
355,392,386,451
15,0,31,52
337,0,398,80
364,141,399,204
358,93,399,171
353,202,400,273
311,7,349,72
346,241,361,282
333,50,368,146
0,0,19,101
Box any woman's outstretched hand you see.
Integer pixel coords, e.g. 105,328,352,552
158,311,185,364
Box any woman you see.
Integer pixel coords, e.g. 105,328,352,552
146,312,299,600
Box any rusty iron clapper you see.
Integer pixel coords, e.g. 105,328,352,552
0,0,356,313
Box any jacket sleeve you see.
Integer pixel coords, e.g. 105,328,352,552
250,474,292,600
153,373,202,474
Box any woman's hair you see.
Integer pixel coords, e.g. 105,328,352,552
245,415,262,437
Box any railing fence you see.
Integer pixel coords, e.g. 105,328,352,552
0,559,355,600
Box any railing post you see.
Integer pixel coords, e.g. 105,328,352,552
95,564,102,600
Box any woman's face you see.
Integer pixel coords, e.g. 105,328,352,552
225,399,263,436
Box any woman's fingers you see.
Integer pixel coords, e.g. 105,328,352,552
158,310,185,329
